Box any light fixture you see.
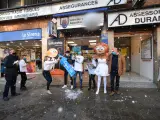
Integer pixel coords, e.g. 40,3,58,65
10,41,13,43
67,41,74,44
90,43,96,45
89,40,97,43
70,44,77,46
25,41,28,42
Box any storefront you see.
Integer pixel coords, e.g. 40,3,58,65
108,7,160,84
0,28,42,74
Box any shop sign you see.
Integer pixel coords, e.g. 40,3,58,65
0,29,42,42
0,0,127,21
108,7,160,27
57,13,104,29
47,38,64,55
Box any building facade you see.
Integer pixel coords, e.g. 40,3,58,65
0,0,160,85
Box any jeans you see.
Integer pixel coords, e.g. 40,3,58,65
64,70,73,85
110,73,120,92
20,72,27,88
89,74,96,89
74,71,83,88
43,71,52,90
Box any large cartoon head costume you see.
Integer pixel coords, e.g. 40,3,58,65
94,43,109,57
46,48,58,58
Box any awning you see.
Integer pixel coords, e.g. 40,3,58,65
53,7,108,17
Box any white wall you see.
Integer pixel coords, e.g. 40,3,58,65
131,36,140,74
131,35,153,81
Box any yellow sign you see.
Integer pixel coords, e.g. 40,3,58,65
121,48,127,56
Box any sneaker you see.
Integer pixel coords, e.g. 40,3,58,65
62,85,67,89
96,90,99,95
71,85,73,89
109,91,115,96
47,90,52,94
115,91,120,95
3,97,9,101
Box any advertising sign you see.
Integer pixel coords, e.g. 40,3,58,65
0,29,42,42
47,38,64,55
0,0,127,21
57,13,104,29
108,7,160,27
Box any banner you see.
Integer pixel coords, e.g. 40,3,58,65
0,29,42,42
108,7,160,27
57,13,104,29
59,55,76,77
47,38,64,55
0,0,127,21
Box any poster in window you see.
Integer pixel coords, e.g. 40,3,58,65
141,38,152,60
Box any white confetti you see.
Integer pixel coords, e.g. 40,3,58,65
65,89,83,100
58,107,63,113
145,95,147,98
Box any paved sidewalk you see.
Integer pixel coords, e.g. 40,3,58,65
0,74,159,120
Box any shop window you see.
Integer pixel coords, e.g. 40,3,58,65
46,0,53,2
8,0,21,8
24,0,37,5
0,0,8,9
38,0,45,3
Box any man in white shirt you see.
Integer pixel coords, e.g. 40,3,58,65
73,52,84,90
19,55,27,90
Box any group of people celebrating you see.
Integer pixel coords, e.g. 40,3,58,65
43,43,126,96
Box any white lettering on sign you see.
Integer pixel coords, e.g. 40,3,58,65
0,0,127,21
57,13,104,29
22,32,40,38
108,7,160,27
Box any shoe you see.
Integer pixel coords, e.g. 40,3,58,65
62,85,67,89
11,93,21,97
109,91,115,96
71,85,73,89
92,87,96,90
96,90,99,95
104,90,107,94
20,87,27,91
115,91,120,95
3,97,9,101
88,88,91,91
73,87,77,90
47,90,52,94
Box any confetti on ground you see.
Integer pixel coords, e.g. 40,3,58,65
65,89,83,100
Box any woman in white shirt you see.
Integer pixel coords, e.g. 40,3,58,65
43,56,59,94
19,55,27,90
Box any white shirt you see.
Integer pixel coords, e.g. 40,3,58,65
43,59,58,71
74,55,84,72
86,59,97,75
19,59,27,72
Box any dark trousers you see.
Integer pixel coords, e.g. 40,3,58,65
20,72,27,88
3,73,17,98
43,71,52,90
110,73,120,92
74,71,83,88
89,74,96,88
64,70,73,85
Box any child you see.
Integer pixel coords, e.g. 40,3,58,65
43,56,59,94
86,56,97,90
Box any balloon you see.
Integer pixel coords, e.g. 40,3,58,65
46,48,58,57
83,12,101,31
